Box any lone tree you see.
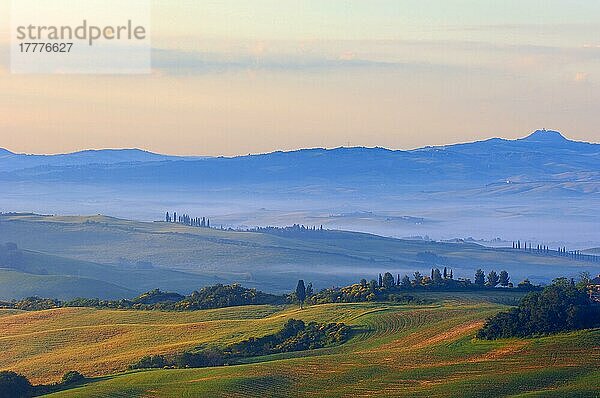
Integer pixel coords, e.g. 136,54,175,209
499,270,510,287
475,269,486,286
296,280,306,309
486,270,500,287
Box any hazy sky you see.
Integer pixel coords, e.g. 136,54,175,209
0,0,599,155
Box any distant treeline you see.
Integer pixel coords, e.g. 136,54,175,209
1,284,284,312
478,278,600,339
511,240,599,263
2,267,544,312
304,268,539,306
130,319,351,370
164,211,211,228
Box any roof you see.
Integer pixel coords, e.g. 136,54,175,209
590,275,600,285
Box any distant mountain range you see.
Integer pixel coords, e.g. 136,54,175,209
1,130,598,194
0,148,203,172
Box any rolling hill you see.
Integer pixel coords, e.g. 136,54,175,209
0,270,136,301
0,213,597,297
0,297,596,397
0,242,221,300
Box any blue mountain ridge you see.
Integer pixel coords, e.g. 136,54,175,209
0,130,598,195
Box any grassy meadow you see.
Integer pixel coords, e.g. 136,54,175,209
0,292,597,397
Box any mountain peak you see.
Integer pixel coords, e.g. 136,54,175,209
521,129,568,143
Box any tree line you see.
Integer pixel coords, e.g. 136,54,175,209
291,268,539,307
165,211,211,228
512,240,599,263
0,284,284,312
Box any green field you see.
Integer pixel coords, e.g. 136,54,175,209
1,214,597,296
0,292,597,397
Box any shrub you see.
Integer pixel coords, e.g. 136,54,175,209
129,355,168,370
61,371,84,385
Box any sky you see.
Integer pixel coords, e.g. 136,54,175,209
0,0,599,155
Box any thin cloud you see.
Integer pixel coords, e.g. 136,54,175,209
150,47,466,75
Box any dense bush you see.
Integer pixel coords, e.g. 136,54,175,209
173,349,226,368
478,280,600,339
131,289,184,305
60,371,84,385
308,283,431,305
173,284,283,310
8,297,61,311
129,355,169,370
226,319,350,356
0,371,32,398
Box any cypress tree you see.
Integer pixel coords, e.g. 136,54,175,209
475,269,485,286
433,269,442,284
499,270,510,287
382,272,395,289
296,280,306,309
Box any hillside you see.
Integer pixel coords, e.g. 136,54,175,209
0,243,221,299
0,295,596,397
0,270,136,300
0,214,597,296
